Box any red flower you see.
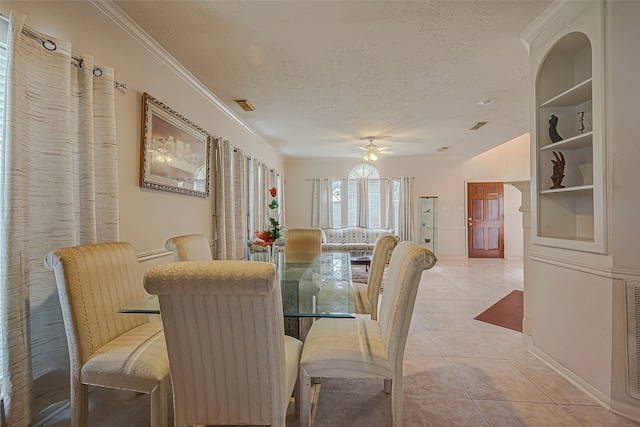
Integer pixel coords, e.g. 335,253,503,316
269,187,277,197
254,230,273,245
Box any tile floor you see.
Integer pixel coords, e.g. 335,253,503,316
43,257,640,427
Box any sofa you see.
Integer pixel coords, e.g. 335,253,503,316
321,227,399,253
247,226,399,256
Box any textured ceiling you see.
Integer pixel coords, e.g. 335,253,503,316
114,0,552,160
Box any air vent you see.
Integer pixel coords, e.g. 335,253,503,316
234,99,255,112
470,121,488,130
437,146,450,152
626,281,640,399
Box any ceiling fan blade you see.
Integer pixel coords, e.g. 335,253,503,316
380,150,394,154
357,146,368,151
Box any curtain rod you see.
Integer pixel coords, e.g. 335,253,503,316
304,177,415,181
0,13,128,91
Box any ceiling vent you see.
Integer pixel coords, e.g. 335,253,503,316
234,99,255,112
470,121,488,130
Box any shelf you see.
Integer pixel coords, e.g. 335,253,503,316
417,196,438,255
540,131,593,151
540,185,593,195
540,78,592,108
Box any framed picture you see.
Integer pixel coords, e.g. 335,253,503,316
140,93,211,197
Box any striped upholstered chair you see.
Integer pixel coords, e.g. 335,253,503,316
164,233,212,261
44,242,170,427
353,232,398,320
299,241,437,427
144,260,303,426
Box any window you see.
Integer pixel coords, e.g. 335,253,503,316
347,164,380,227
332,180,341,228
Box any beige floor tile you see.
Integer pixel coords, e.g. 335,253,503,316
452,281,496,292
404,395,490,427
450,300,497,315
478,331,535,361
424,289,474,300
560,404,640,426
429,331,504,359
406,329,441,356
446,357,552,403
419,312,476,332
474,400,579,427
465,318,522,334
311,390,391,427
413,298,459,313
510,358,599,406
403,355,469,398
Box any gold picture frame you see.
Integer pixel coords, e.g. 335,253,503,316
140,93,211,197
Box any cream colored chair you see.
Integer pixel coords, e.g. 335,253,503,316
299,241,436,427
144,260,303,426
284,228,323,255
44,242,170,427
353,232,398,320
165,233,212,261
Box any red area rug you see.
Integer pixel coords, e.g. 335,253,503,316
474,290,523,332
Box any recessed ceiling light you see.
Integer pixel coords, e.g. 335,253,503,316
478,98,494,106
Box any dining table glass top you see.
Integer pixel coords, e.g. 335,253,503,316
119,252,355,318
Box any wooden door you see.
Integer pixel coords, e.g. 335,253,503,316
467,182,504,258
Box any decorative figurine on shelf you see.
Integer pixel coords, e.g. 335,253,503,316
577,111,585,134
550,151,566,189
549,115,563,143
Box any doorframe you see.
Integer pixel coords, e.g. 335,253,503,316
466,181,505,258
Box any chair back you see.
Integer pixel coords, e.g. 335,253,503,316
44,242,148,366
377,241,436,367
165,234,212,261
367,232,398,320
284,228,323,254
144,260,287,425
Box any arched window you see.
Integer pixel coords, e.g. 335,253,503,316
347,164,381,228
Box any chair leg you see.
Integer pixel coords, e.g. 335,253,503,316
150,378,169,427
294,378,301,415
384,378,392,394
70,382,89,427
299,371,313,427
391,376,403,427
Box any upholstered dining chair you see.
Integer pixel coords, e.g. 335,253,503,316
144,260,304,427
353,232,398,320
165,233,212,261
299,241,437,427
44,242,170,427
284,228,323,255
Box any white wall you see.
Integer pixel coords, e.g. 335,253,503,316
0,1,284,259
285,133,530,258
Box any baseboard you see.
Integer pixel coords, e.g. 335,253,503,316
610,399,640,423
530,346,612,409
531,347,640,422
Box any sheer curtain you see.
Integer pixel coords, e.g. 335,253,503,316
1,13,119,425
356,178,369,227
396,177,414,241
311,178,333,229
215,139,246,260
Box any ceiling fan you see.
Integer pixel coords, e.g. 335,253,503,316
357,137,393,161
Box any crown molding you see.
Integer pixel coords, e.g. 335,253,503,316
90,0,283,161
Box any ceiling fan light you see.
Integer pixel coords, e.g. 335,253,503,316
364,151,378,162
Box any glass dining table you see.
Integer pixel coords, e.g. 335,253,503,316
119,252,355,339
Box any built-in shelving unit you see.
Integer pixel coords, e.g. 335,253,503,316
531,23,606,253
417,196,438,255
